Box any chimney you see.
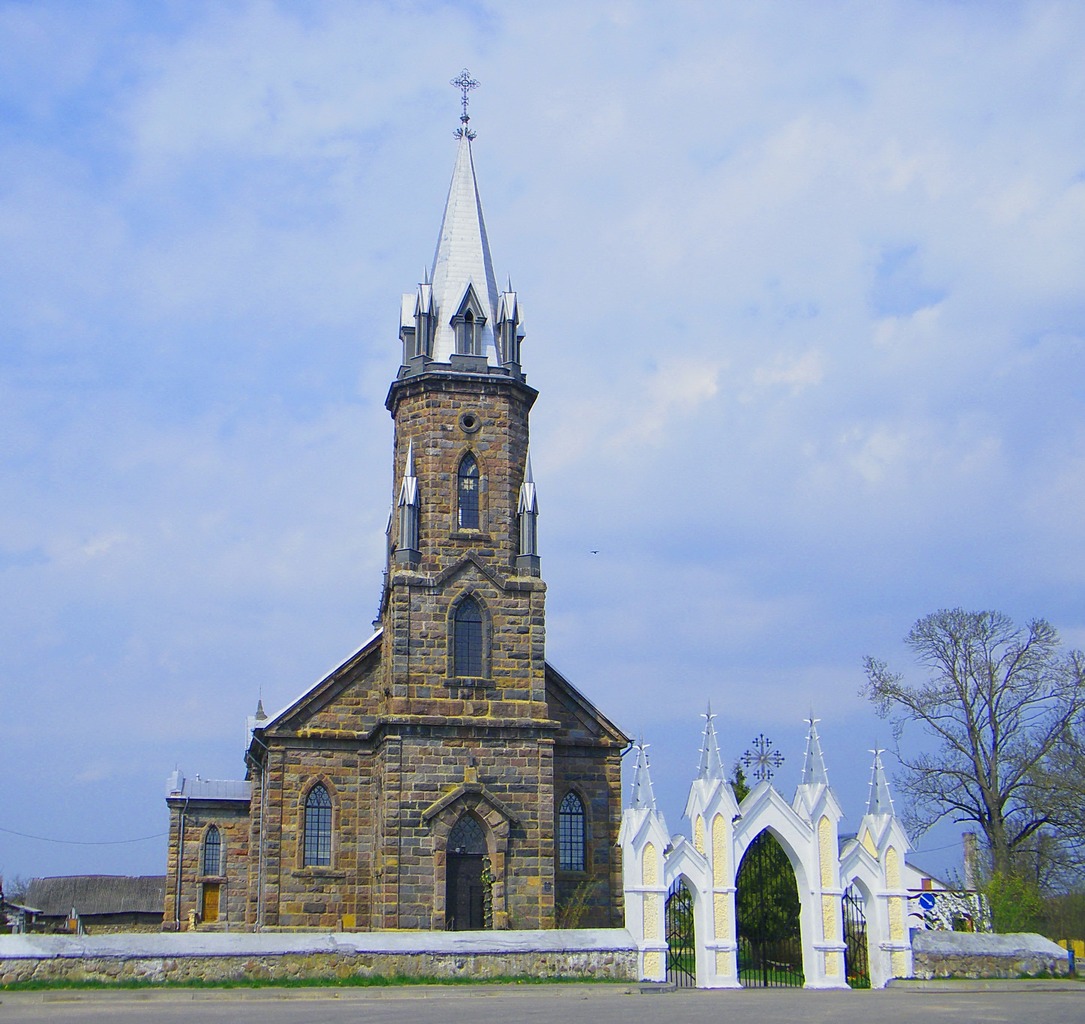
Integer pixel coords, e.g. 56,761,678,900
962,831,979,889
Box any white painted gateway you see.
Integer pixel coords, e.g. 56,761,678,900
619,716,912,989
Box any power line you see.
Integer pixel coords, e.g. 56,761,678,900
0,825,167,846
911,841,963,855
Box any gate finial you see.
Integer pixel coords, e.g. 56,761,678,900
801,716,829,786
629,739,657,809
696,703,725,780
865,747,894,816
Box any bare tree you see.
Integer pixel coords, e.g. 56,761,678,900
1028,725,1085,887
863,609,1085,879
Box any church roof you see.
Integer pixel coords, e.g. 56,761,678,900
165,774,250,802
544,661,629,746
428,132,501,363
258,628,383,735
248,630,625,750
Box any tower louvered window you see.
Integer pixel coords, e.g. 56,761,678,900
454,596,484,678
460,309,482,355
202,825,221,876
457,453,480,529
558,792,586,872
304,784,332,867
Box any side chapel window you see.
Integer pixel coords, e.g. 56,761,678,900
202,825,222,876
454,596,484,678
457,453,480,530
304,783,332,867
558,792,586,872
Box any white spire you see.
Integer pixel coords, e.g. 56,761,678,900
801,716,829,786
517,451,537,516
629,740,656,810
865,748,895,817
395,438,420,566
428,133,500,364
515,450,540,575
397,439,419,508
696,704,725,781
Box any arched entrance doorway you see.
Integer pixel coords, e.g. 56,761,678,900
842,883,871,988
446,815,490,930
736,830,803,987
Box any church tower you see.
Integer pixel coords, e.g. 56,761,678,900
370,91,560,930
164,79,628,934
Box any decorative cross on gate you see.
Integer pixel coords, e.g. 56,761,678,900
741,733,785,782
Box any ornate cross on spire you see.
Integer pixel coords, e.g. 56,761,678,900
451,68,479,139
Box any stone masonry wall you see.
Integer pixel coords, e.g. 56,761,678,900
382,564,548,714
390,730,556,930
253,740,377,930
387,372,536,575
0,931,638,986
164,800,250,931
911,930,1071,979
554,746,624,928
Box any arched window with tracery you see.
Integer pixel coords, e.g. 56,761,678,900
448,814,487,856
453,595,484,678
202,825,222,876
457,452,480,530
304,783,332,867
558,791,586,872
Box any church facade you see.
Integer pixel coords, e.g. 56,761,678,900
164,113,629,932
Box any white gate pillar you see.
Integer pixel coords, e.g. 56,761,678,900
685,708,742,988
618,743,669,982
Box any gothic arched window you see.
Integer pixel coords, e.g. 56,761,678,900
304,783,332,867
457,453,480,530
202,825,222,876
453,595,484,678
558,792,586,872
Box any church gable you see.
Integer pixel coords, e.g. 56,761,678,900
545,662,629,747
259,630,383,740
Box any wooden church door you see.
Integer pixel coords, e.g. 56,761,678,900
446,815,487,930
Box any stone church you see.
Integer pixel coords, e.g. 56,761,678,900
163,103,629,932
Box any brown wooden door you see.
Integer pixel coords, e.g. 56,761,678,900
201,883,220,923
446,854,484,930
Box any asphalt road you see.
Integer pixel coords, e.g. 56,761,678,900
2,984,1084,1024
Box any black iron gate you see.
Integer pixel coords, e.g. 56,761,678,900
735,831,804,987
842,884,870,988
665,879,696,987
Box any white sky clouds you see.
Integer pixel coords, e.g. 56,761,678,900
2,1,1083,882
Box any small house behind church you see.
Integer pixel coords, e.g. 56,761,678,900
17,875,166,934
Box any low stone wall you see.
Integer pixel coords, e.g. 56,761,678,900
911,930,1070,979
0,929,638,987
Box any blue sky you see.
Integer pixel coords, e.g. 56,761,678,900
2,1,1084,886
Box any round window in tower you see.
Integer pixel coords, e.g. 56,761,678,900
459,410,481,434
